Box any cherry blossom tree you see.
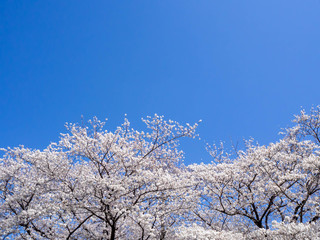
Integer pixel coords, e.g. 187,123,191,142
0,115,198,239
183,107,320,238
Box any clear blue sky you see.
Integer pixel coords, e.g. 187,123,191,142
1,1,320,164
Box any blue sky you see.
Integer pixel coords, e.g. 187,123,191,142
1,1,320,164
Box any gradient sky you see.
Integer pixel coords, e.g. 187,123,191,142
1,1,320,164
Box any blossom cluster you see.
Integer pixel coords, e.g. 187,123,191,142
1,108,320,239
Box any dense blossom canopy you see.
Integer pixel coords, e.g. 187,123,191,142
1,108,320,239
